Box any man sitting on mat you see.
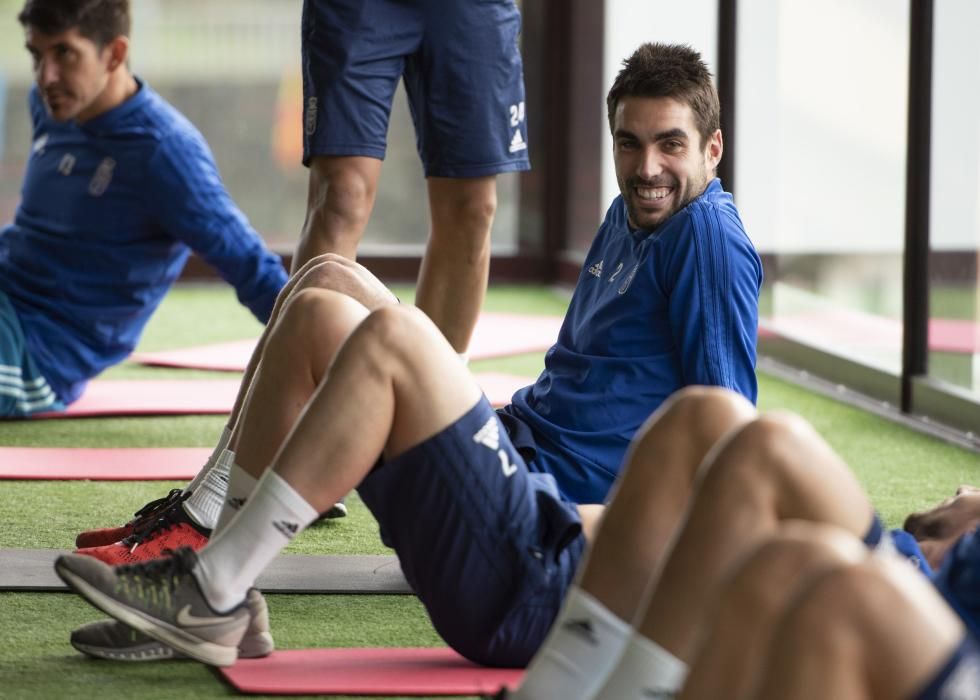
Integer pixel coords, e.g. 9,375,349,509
59,42,763,660
58,373,980,699
70,40,762,569
1,0,287,418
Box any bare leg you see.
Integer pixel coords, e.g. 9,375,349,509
578,387,757,621
416,176,496,352
293,156,382,271
510,388,756,700
268,304,483,512
637,412,876,663
680,522,867,700
227,254,398,446
755,555,965,700
231,289,370,478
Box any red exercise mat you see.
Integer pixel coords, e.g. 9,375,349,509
131,312,564,372
28,374,528,420
0,447,207,480
218,647,523,696
32,379,241,418
130,339,256,372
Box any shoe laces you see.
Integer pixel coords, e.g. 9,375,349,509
124,501,189,551
114,547,199,609
132,488,186,523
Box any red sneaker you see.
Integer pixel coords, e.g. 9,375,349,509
75,500,211,565
75,489,187,549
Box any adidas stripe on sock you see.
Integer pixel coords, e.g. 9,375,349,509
511,587,630,700
194,469,317,612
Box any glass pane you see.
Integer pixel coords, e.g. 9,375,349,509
0,0,520,254
928,0,980,395
738,0,910,375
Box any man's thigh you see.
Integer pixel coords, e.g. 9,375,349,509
405,0,530,178
300,0,423,164
358,397,584,667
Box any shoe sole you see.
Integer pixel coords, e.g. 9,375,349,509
55,561,239,667
71,638,184,661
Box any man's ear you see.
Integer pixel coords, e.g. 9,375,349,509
105,35,130,71
706,129,723,171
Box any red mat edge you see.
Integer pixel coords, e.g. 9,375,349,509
217,647,523,697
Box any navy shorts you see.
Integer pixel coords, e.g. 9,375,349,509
357,397,584,667
301,0,531,177
914,634,980,699
0,291,63,417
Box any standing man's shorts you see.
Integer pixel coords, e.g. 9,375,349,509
358,397,585,667
301,0,531,177
0,291,64,417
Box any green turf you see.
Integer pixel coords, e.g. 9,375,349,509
1,282,978,699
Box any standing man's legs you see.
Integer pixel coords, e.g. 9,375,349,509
416,176,497,351
293,156,382,271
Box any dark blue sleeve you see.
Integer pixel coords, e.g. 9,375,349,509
933,529,980,639
662,203,762,402
145,129,287,323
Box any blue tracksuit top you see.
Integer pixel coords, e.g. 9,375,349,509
508,179,763,503
0,81,288,403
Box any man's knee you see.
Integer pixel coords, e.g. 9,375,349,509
350,305,436,365
274,288,364,345
697,412,817,491
719,524,867,626
306,157,378,234
428,178,497,246
634,387,756,457
771,561,871,655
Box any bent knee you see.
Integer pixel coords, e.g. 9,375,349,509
721,524,867,619
640,386,756,449
355,305,435,353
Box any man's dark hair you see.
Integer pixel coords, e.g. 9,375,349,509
18,0,130,47
606,43,720,147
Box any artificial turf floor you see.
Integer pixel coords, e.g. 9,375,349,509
1,283,978,699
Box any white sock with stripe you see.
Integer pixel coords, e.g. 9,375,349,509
213,458,259,535
592,633,688,699
511,587,631,700
194,469,317,612
185,425,232,493
182,448,234,530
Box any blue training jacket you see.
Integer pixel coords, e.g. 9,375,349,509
508,179,763,503
0,81,288,403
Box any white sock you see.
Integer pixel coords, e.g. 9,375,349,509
593,634,689,700
182,449,234,530
185,425,232,493
511,587,631,700
194,469,317,611
213,459,259,535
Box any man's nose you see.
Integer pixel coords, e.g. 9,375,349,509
37,57,58,86
637,146,664,181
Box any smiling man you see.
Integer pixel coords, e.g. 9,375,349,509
52,43,766,671
0,0,287,416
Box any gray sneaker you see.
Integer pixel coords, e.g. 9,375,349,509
70,588,274,662
55,547,250,667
